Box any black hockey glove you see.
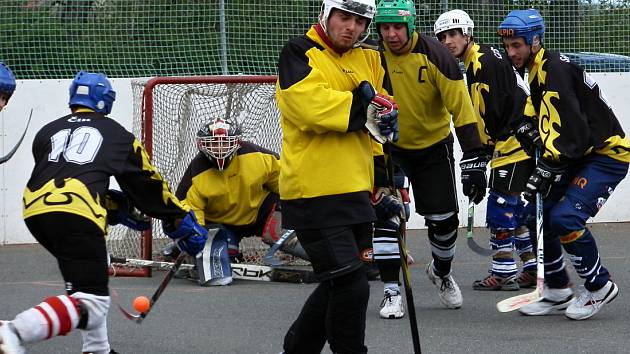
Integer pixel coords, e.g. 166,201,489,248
524,159,565,202
105,189,151,231
460,150,490,204
371,187,403,219
514,118,543,157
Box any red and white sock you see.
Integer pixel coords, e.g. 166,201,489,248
11,295,80,343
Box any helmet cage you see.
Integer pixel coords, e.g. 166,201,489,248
319,0,376,44
196,119,241,171
375,0,417,39
434,9,474,38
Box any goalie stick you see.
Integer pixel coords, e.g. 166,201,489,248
109,255,317,284
263,229,296,266
0,108,32,164
497,151,544,312
384,143,421,354
466,199,494,256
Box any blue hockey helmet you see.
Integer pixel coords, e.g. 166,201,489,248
497,9,545,45
68,71,116,114
0,62,16,100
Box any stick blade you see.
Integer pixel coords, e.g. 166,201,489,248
466,237,494,256
496,289,542,312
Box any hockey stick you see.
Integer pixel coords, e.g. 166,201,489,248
114,253,187,323
384,143,421,354
110,255,317,283
497,151,544,312
110,255,274,282
0,109,32,164
263,229,296,266
465,198,494,256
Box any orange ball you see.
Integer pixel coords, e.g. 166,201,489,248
133,296,151,313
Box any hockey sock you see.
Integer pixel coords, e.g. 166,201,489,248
543,236,571,288
490,231,517,278
426,213,458,277
384,282,400,295
11,295,81,343
327,269,369,354
560,228,610,291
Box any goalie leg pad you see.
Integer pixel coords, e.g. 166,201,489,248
196,228,233,286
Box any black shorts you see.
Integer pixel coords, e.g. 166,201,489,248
296,222,372,281
391,142,458,215
24,212,109,296
489,159,536,194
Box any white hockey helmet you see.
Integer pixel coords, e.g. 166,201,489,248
434,9,474,37
319,0,377,43
196,118,241,171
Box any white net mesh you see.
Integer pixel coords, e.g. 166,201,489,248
107,76,285,272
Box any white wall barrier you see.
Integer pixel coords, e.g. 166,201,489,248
1,73,629,244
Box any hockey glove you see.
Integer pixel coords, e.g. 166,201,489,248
460,150,490,204
358,81,399,143
514,118,543,157
105,189,151,231
371,187,404,219
524,159,565,202
163,211,208,256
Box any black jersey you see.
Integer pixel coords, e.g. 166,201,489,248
528,48,630,163
464,43,530,167
23,111,188,233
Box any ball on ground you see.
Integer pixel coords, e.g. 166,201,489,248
133,296,150,313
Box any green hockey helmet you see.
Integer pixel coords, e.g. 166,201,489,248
375,0,416,39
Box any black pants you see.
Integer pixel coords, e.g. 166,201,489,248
283,223,372,354
25,212,109,296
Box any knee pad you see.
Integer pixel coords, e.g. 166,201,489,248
425,212,458,241
486,190,520,231
71,292,110,331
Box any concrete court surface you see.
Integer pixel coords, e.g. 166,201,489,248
1,223,629,354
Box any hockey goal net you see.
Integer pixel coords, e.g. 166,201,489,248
107,75,285,277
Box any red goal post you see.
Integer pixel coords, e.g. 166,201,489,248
107,75,281,277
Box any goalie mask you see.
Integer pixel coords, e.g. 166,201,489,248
196,118,241,171
319,0,376,45
0,62,16,102
68,71,116,115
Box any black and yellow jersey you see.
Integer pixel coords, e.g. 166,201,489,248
464,43,530,168
528,48,630,163
276,24,387,228
381,32,481,152
176,142,280,227
23,111,188,233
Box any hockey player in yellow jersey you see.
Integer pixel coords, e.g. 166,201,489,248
175,118,307,286
434,9,537,292
276,0,398,351
499,9,629,320
0,71,207,354
374,0,486,316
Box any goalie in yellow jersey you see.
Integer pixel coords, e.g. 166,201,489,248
173,117,307,286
